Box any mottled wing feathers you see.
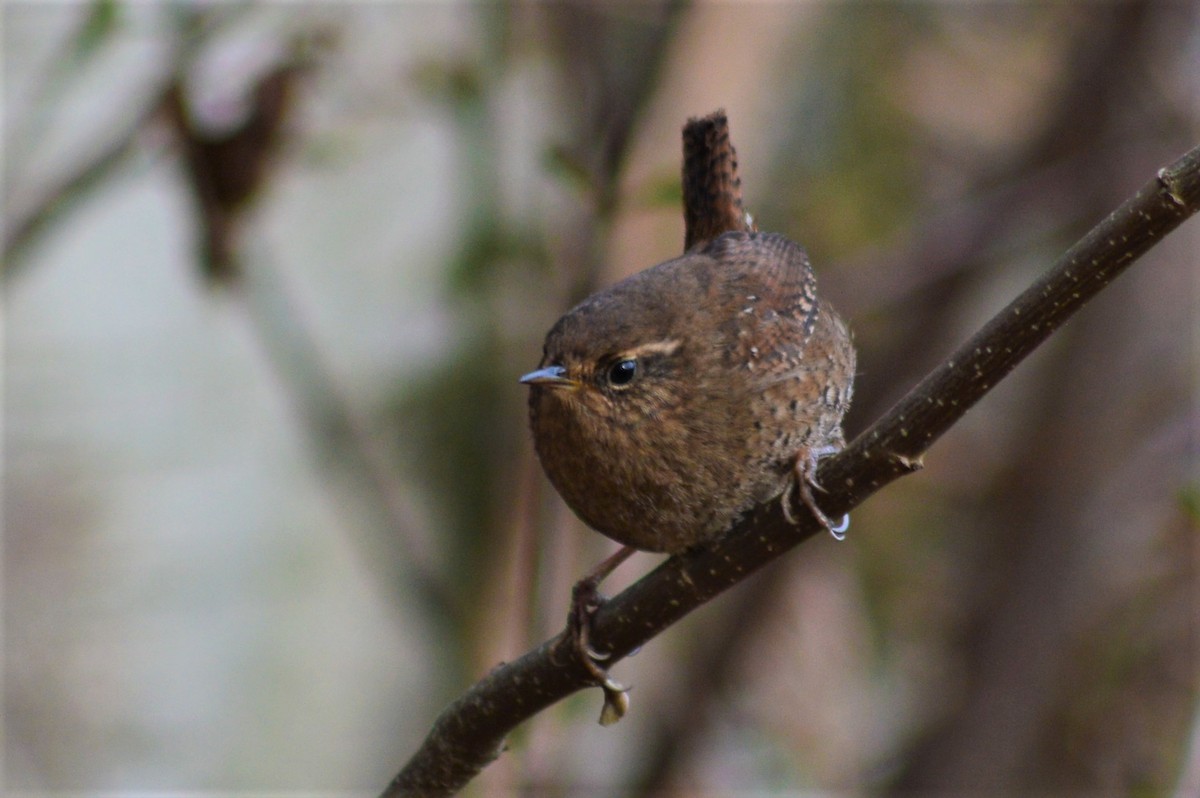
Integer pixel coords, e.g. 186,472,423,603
704,231,822,377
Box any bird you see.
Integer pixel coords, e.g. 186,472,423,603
520,111,855,717
522,229,855,555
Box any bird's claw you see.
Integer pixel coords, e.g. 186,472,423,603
569,577,631,725
783,446,850,540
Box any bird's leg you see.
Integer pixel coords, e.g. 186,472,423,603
783,445,850,540
570,544,635,670
568,545,635,724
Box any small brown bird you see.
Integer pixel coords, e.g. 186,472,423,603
521,112,854,714
522,230,855,555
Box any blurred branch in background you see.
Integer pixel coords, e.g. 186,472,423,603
3,9,172,278
166,48,304,283
5,0,463,701
3,89,155,279
539,0,687,300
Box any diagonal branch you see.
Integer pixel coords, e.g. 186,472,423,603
381,143,1200,798
2,82,170,282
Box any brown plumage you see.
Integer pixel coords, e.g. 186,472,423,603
523,230,855,554
522,113,855,715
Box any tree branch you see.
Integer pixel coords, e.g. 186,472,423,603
382,143,1200,797
2,83,169,282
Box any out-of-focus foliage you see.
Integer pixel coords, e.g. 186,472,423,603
4,1,1197,793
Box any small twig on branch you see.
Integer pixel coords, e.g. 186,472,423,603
382,143,1200,798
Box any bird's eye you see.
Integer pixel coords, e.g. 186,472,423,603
607,358,638,388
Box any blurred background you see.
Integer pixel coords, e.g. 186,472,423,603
4,1,1198,793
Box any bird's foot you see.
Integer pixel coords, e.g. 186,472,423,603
783,445,849,540
568,578,629,725
566,547,636,725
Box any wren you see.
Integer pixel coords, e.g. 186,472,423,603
523,230,855,553
520,112,855,715
523,113,855,556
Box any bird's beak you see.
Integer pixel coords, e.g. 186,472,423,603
520,365,578,388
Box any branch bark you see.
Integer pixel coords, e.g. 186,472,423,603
382,143,1200,797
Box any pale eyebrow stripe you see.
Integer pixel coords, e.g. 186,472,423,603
618,339,683,359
